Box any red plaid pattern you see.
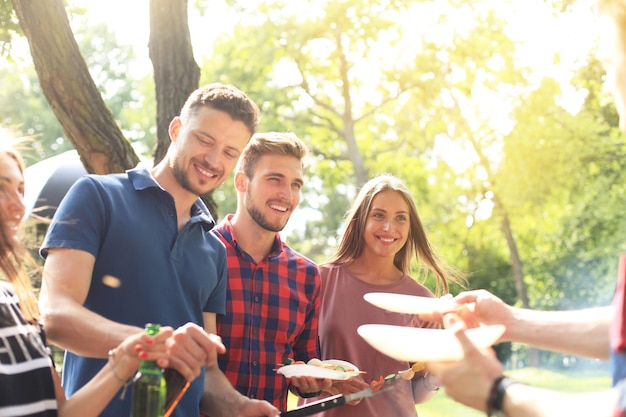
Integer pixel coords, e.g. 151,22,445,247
213,216,321,410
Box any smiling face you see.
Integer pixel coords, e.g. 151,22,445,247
238,153,303,233
0,153,25,251
361,190,411,260
169,106,252,196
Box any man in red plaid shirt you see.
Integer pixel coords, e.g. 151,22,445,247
212,132,328,411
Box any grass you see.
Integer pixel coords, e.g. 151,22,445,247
287,367,611,417
417,367,610,417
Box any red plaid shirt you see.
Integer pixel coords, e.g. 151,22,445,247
212,216,321,410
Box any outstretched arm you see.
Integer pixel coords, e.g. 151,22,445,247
420,290,611,360
427,315,618,417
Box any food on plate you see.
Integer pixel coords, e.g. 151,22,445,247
307,358,357,373
279,358,358,373
369,374,398,391
306,358,323,367
275,358,361,380
398,362,426,380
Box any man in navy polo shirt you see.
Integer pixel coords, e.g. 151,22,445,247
38,83,279,417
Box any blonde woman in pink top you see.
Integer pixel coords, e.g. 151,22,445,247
299,173,465,417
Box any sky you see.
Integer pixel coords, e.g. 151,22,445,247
71,0,601,83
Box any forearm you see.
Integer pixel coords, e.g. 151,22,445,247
505,306,611,359
40,249,142,357
503,383,617,417
41,302,141,358
59,349,137,417
200,365,246,417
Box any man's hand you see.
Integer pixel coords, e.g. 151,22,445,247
290,375,332,396
417,290,514,342
166,322,226,381
451,290,515,332
326,377,370,405
426,314,504,412
232,398,280,417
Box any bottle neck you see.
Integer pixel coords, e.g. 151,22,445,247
138,360,161,372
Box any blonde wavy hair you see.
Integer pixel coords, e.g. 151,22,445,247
328,173,465,296
0,129,40,323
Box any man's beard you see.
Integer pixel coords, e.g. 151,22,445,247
246,192,288,233
172,164,203,196
171,156,220,197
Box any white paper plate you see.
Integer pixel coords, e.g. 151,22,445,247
276,360,360,380
363,292,459,315
357,323,505,362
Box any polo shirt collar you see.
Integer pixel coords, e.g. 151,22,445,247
127,167,216,231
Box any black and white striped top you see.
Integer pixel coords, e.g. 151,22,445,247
0,281,57,416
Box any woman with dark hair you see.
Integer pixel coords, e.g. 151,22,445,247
302,173,465,417
0,137,173,417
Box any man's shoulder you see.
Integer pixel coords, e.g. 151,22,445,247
211,217,234,240
281,244,319,268
76,172,131,189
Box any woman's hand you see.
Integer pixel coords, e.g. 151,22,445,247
109,326,174,381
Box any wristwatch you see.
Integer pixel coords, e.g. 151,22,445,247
487,376,518,417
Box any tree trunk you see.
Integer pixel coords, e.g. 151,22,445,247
148,0,200,164
149,0,221,217
495,198,540,366
12,0,139,174
499,210,530,308
335,26,368,186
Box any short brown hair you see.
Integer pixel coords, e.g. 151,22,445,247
179,83,261,135
236,132,308,179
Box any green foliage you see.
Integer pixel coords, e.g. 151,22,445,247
195,1,625,327
0,12,152,165
0,0,20,56
0,62,68,164
9,0,625,370
417,367,610,417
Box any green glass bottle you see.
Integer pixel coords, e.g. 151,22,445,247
130,323,166,417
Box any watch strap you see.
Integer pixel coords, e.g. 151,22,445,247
487,376,518,417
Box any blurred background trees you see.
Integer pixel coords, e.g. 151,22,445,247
1,0,623,368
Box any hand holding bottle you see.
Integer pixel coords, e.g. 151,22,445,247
107,325,174,385
131,324,169,417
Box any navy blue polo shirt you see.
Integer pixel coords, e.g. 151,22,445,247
41,167,227,417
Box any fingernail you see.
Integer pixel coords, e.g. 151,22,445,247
145,338,154,345
139,351,148,359
134,345,142,352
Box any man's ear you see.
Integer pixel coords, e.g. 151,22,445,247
234,171,247,192
169,117,181,142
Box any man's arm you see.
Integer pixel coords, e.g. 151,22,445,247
39,247,141,357
502,304,612,360
200,312,279,417
430,290,612,360
502,384,617,417
427,315,619,417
